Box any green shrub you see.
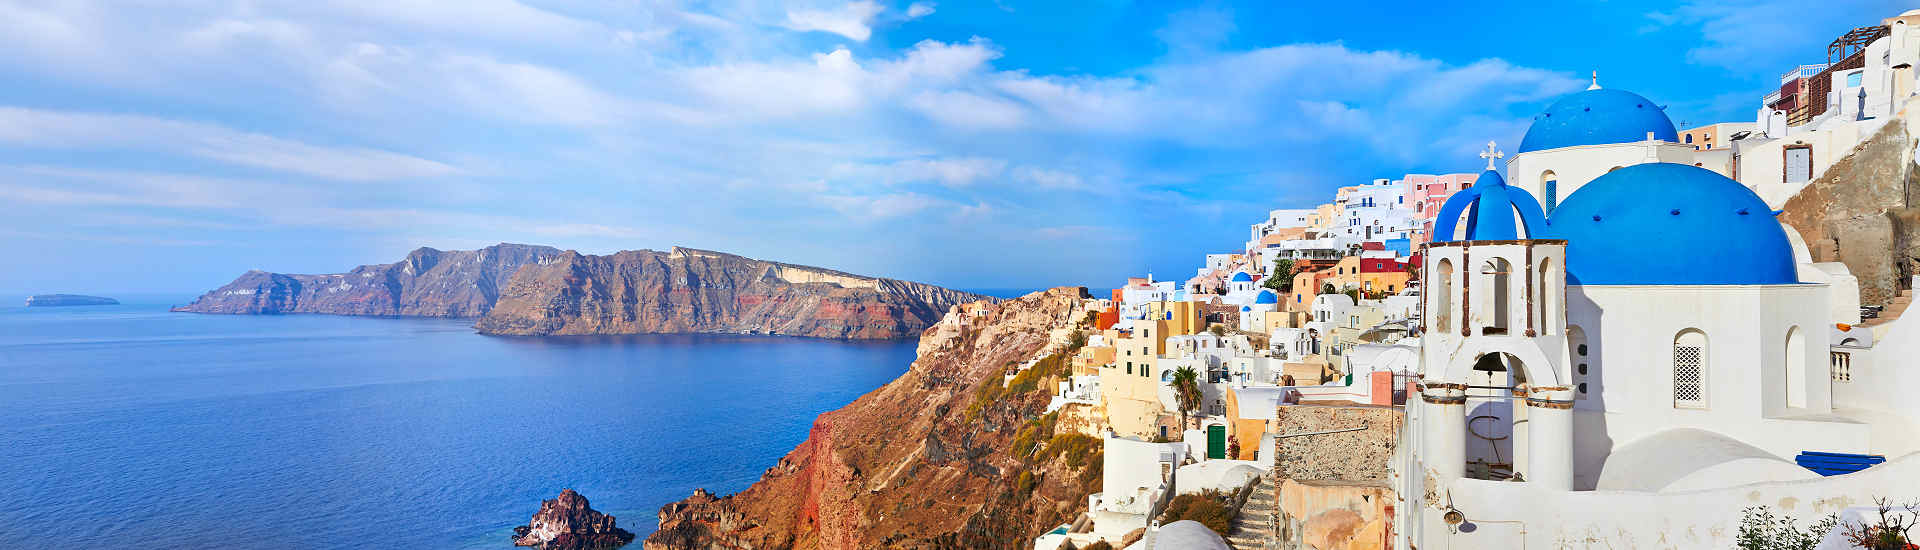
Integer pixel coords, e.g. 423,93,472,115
1161,491,1233,535
1040,433,1101,468
1078,453,1103,488
1015,470,1038,495
1735,506,1837,550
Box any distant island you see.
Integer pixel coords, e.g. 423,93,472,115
174,243,993,340
26,294,119,307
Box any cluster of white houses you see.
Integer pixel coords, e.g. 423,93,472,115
1025,8,1920,550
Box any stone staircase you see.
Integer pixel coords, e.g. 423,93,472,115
1225,476,1275,550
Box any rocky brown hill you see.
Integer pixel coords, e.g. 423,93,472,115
1778,116,1920,307
173,243,561,317
471,247,989,340
645,287,1103,550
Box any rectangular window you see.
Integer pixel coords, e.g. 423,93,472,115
1846,71,1863,88
1674,344,1706,408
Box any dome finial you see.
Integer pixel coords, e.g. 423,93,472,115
1588,70,1601,90
1479,140,1504,171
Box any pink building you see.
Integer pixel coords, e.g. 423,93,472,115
1402,173,1478,242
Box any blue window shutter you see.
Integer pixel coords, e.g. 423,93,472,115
1545,180,1558,214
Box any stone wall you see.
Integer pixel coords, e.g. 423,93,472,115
1778,116,1920,306
1271,405,1403,482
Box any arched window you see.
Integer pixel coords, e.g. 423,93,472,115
1674,329,1709,409
1434,259,1454,333
1785,326,1807,408
1539,256,1558,334
1541,170,1559,214
1479,258,1511,335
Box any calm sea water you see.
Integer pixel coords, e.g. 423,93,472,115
0,297,915,549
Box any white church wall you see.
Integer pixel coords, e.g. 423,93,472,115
1565,284,1868,467
1412,452,1920,549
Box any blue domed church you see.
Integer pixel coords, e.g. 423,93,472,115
1402,83,1890,549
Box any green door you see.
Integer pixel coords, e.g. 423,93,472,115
1206,425,1226,459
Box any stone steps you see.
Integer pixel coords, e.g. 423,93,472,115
1224,477,1276,550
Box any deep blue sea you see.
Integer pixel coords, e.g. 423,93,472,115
0,296,916,549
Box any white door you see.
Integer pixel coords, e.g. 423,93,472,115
1785,147,1813,183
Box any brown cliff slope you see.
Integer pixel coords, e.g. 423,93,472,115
473,247,990,340
646,287,1102,550
1779,116,1920,306
173,243,561,317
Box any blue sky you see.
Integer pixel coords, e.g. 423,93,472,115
0,0,1902,295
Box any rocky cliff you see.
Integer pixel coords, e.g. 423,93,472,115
472,247,990,340
645,287,1102,550
1779,116,1920,306
173,243,561,317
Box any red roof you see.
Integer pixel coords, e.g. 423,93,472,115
1360,242,1386,251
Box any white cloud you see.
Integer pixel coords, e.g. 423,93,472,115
888,157,1006,186
820,192,939,219
783,1,885,41
684,48,868,117
1012,167,1084,190
0,108,460,181
908,90,1026,130
906,2,936,19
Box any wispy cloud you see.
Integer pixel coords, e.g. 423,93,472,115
0,108,459,181
783,1,886,41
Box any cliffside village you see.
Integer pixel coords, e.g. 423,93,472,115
985,9,1920,549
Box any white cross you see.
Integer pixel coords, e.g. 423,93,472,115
1479,141,1504,171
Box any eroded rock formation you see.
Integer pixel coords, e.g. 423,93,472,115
645,288,1102,550
473,247,989,339
514,489,636,550
1779,117,1920,306
173,243,560,317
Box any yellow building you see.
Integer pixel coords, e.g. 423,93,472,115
1102,318,1172,438
1139,300,1201,336
1323,256,1412,296
1071,345,1115,376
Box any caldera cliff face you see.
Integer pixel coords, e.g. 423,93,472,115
645,287,1101,550
472,247,990,340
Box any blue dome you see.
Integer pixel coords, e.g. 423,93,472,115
1254,290,1279,304
1518,89,1678,153
1431,169,1549,242
1230,271,1253,282
1547,163,1797,285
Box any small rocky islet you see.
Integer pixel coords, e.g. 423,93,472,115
513,489,635,550
25,294,119,307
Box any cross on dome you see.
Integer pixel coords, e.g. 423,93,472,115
1588,70,1601,90
1479,141,1504,171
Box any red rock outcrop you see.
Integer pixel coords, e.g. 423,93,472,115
514,489,637,549
473,247,990,339
173,243,561,317
646,287,1103,550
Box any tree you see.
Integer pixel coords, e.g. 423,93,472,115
1320,282,1336,295
1168,366,1203,431
1264,259,1295,292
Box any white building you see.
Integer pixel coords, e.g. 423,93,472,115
1398,137,1920,547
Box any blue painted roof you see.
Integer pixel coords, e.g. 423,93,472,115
1230,271,1253,282
1518,89,1678,153
1547,163,1798,285
1430,169,1549,242
1254,289,1278,304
